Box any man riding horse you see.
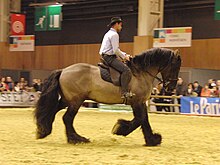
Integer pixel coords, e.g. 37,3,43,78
99,17,135,99
34,16,181,146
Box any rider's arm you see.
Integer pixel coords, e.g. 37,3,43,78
111,33,127,59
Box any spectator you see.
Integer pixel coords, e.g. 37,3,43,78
193,81,202,97
152,83,165,112
152,82,173,112
14,82,21,92
208,79,213,89
186,83,194,96
210,82,217,89
201,84,211,97
5,76,14,91
175,78,188,111
19,77,26,91
0,77,7,92
210,86,219,97
216,80,220,94
34,79,42,92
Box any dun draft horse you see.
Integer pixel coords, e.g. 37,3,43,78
34,47,181,146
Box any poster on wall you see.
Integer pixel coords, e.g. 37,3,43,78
9,35,35,51
10,13,26,35
153,27,192,48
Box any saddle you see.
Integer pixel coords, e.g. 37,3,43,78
98,58,121,86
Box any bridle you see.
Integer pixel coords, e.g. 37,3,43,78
129,52,178,91
145,56,178,91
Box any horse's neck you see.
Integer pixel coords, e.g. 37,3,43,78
130,67,158,101
132,66,159,83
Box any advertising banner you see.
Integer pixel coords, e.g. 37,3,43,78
181,96,220,116
153,27,192,48
10,13,26,35
9,35,35,51
0,92,39,107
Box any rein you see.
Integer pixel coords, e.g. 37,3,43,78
145,69,163,83
129,57,164,84
144,54,176,89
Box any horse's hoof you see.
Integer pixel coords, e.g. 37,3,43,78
36,129,51,139
112,122,121,134
145,133,162,146
112,119,130,136
67,133,90,144
68,138,90,144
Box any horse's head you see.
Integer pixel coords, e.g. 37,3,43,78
160,49,181,93
130,48,181,93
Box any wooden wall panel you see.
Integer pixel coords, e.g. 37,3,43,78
61,44,101,68
34,46,61,70
0,42,34,70
120,42,133,56
179,39,220,70
133,36,153,55
0,39,220,71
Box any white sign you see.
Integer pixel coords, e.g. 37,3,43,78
0,92,39,107
153,27,192,48
9,35,35,51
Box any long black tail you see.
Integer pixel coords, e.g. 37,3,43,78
34,69,62,139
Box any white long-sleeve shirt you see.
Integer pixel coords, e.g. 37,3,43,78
99,28,126,59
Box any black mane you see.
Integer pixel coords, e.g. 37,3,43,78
128,48,174,73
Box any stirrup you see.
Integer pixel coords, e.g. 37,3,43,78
121,92,135,99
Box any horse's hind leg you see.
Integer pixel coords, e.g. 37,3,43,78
36,99,67,139
63,102,90,144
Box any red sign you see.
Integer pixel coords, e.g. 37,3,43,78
10,14,26,35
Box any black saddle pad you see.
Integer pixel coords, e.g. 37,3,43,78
98,64,121,86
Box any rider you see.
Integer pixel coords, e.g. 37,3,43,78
99,17,134,99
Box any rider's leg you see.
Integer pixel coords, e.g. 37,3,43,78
102,55,133,98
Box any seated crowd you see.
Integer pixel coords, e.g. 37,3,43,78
153,78,220,98
176,78,220,98
152,78,220,112
0,76,42,92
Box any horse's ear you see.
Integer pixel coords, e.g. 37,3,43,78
174,49,180,56
172,49,181,64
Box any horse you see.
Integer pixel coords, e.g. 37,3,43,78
34,47,181,146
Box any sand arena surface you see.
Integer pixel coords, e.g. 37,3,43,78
0,108,220,165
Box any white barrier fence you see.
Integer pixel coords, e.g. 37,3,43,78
0,92,40,107
0,91,180,109
148,95,181,113
1,92,218,117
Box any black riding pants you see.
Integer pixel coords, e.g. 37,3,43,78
102,54,132,93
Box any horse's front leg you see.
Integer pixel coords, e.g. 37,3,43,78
112,117,140,136
132,102,162,146
111,103,146,137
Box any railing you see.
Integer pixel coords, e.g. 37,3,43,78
83,95,181,112
148,95,181,107
147,95,181,113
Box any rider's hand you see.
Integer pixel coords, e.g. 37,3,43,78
125,54,132,61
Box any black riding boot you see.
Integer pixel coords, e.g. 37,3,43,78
102,54,135,98
120,69,134,98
